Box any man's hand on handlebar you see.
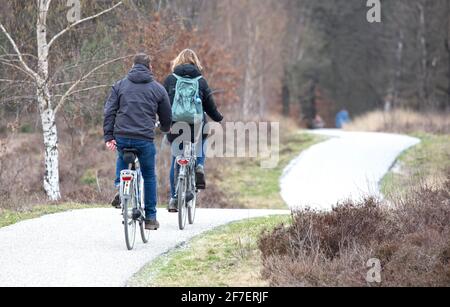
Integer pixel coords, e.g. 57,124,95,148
156,121,171,134
106,140,117,152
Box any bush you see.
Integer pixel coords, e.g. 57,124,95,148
259,176,450,287
80,169,98,186
20,124,34,134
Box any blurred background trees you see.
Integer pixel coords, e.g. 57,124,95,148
2,0,449,129
0,0,449,204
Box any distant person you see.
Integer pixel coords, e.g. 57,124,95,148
163,49,223,213
103,53,172,231
314,115,326,129
336,109,351,129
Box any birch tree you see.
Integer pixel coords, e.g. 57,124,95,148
0,0,124,200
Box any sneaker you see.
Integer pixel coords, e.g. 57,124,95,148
111,193,121,209
145,219,160,231
195,165,206,190
168,198,178,213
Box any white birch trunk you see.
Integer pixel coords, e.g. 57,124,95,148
37,0,61,201
1,0,122,201
40,105,61,201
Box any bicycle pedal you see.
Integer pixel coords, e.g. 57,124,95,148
186,192,195,203
132,208,142,220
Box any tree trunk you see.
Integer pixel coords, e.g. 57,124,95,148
392,31,404,110
258,48,266,118
40,104,60,200
282,80,290,117
308,78,318,120
446,1,450,111
37,0,61,201
417,2,429,108
243,18,258,118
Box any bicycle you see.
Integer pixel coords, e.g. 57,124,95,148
174,141,199,230
119,149,150,250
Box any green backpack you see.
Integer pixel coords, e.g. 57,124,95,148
172,74,204,124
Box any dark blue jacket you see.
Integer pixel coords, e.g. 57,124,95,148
104,64,172,142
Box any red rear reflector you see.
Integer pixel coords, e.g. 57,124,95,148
122,176,133,182
177,159,189,166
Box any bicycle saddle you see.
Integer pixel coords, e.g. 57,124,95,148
123,148,139,165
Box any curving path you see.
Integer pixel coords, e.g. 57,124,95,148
0,129,420,287
280,130,420,210
0,208,288,287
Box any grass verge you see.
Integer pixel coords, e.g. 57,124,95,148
381,133,450,197
128,215,291,287
0,203,106,228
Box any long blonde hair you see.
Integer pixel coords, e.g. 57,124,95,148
171,49,203,72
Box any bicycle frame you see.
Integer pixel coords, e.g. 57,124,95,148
120,160,144,215
175,142,197,196
175,140,199,230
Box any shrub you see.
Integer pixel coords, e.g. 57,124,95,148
80,169,98,186
20,124,34,134
259,176,450,287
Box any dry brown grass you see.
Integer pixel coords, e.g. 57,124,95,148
259,176,450,287
346,109,450,134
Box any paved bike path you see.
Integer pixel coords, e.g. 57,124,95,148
280,130,420,210
0,208,288,287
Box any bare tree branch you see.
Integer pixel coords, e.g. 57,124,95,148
0,79,33,84
48,1,123,49
0,59,36,80
0,23,38,80
51,80,94,88
0,96,36,104
53,84,109,98
0,54,38,60
54,55,132,113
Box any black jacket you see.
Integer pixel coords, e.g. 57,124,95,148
104,64,172,143
163,64,223,142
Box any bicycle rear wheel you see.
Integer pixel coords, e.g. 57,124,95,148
123,198,136,251
177,177,188,230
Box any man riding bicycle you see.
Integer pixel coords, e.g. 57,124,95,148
104,53,172,230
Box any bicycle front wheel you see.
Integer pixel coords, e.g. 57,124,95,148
177,177,188,230
188,191,197,225
139,177,150,244
123,198,137,251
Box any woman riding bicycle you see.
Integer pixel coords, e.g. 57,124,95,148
163,49,223,212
